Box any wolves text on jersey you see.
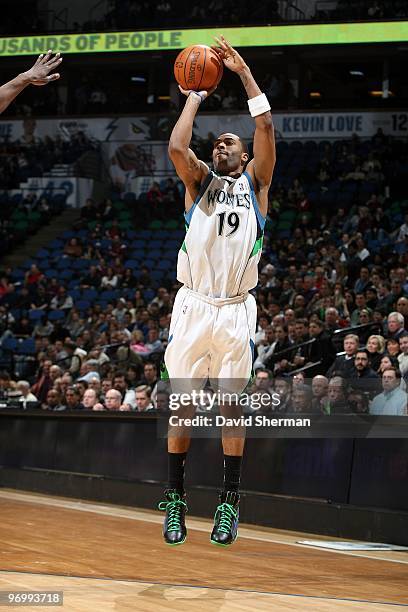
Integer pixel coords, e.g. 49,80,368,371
206,189,251,209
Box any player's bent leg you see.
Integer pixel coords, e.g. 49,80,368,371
210,402,244,546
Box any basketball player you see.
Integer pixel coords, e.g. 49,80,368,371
0,51,62,115
159,36,275,546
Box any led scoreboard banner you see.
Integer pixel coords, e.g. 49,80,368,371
0,21,408,56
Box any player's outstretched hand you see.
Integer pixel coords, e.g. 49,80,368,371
23,51,63,86
213,35,247,73
178,85,217,100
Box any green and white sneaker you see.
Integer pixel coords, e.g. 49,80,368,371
210,491,240,546
158,489,187,545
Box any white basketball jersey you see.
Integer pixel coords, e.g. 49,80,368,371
177,170,265,298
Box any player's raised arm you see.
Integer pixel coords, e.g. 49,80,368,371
0,51,62,115
168,88,210,207
214,36,275,214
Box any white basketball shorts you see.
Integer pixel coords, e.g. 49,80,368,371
164,286,256,394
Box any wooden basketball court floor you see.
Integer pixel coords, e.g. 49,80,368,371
0,490,407,611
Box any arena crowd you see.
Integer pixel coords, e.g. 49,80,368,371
0,128,407,415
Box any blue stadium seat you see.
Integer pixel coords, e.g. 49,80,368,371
58,269,74,280
61,231,75,240
28,309,45,321
100,290,119,301
2,337,18,352
130,250,144,260
76,300,91,311
10,269,25,281
68,289,82,300
143,289,155,302
142,259,155,269
72,259,90,270
36,249,49,259
82,289,98,301
56,259,69,269
44,269,58,278
124,259,139,269
48,310,65,321
130,240,146,249
49,239,64,249
149,240,162,249
17,338,36,355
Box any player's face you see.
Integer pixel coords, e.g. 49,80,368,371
212,133,248,174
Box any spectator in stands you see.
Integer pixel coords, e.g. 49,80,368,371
49,364,62,384
350,293,371,326
16,380,38,405
304,319,335,375
144,328,164,355
291,384,313,413
135,385,154,411
65,386,84,410
377,354,399,376
130,329,149,356
398,335,408,379
354,267,371,294
64,238,83,258
42,388,65,411
386,337,401,357
396,213,408,243
322,376,348,414
324,307,341,334
25,264,43,286
105,388,122,411
80,265,101,288
265,324,293,373
13,316,33,338
390,279,405,306
377,282,394,313
113,371,136,410
50,287,73,311
387,312,408,341
82,388,99,410
80,198,97,223
33,316,54,338
101,267,119,289
396,297,408,329
347,389,369,414
138,361,158,392
349,349,380,397
273,377,291,412
370,368,407,416
365,334,385,371
311,375,329,412
253,368,273,393
31,359,52,403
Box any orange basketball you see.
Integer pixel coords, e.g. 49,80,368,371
174,45,223,92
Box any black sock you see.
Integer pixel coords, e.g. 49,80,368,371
223,454,242,492
168,452,187,494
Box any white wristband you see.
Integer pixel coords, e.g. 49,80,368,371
247,93,271,117
189,91,204,103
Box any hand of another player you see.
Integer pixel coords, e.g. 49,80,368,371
178,85,217,100
23,50,62,86
213,35,247,74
